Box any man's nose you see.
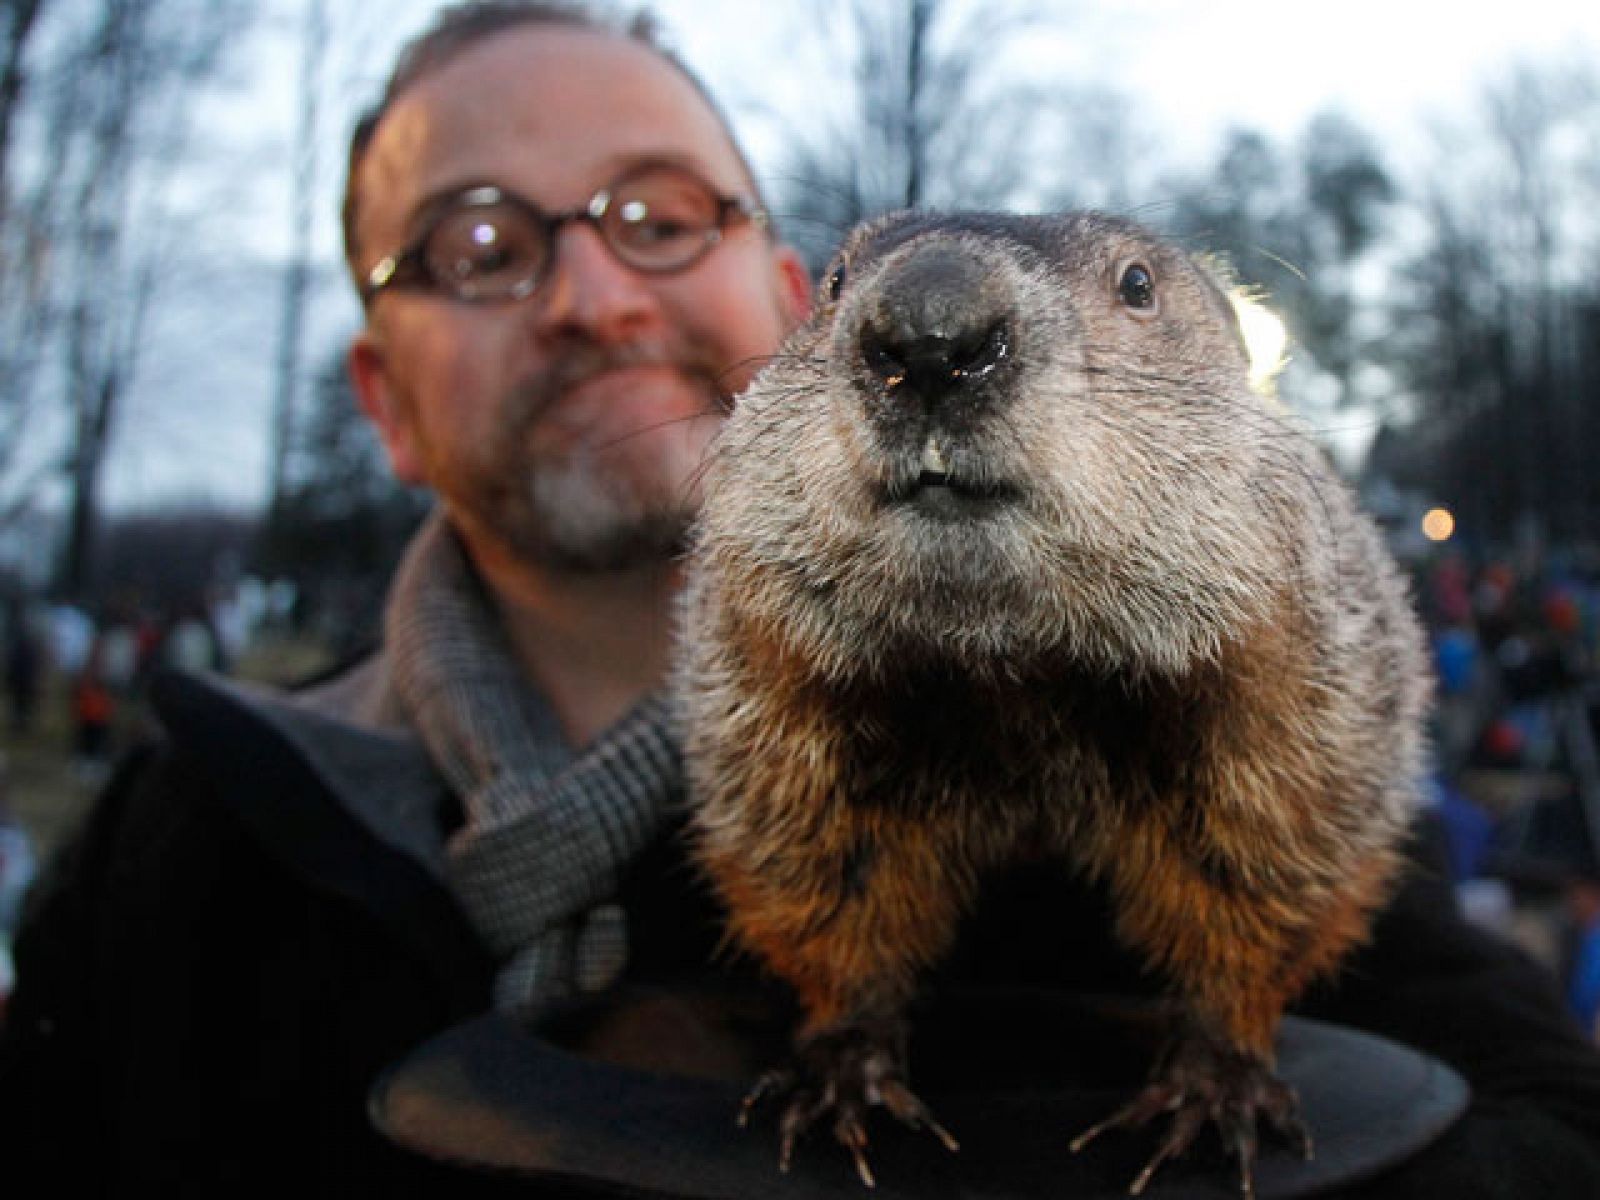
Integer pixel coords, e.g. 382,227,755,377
532,223,660,343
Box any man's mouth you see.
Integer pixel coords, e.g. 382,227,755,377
518,340,721,417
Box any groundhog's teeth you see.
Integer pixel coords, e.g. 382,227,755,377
920,436,949,478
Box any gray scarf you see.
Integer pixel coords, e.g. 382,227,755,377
385,513,679,1013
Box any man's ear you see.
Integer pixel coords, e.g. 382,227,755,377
773,243,812,326
348,330,426,485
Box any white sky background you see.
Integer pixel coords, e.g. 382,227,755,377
92,0,1600,513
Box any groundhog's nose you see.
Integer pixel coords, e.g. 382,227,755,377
858,242,1011,404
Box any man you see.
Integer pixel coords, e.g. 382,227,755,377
0,2,806,1191
340,1,806,1013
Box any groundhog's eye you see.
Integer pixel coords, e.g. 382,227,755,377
1118,263,1157,313
826,261,848,302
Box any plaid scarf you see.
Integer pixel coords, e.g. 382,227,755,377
385,513,680,1014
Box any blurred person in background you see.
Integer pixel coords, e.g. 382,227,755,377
67,631,116,782
1566,869,1600,1039
160,598,222,675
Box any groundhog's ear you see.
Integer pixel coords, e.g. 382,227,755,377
1190,252,1247,345
1192,252,1286,397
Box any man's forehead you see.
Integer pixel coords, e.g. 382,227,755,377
358,26,748,240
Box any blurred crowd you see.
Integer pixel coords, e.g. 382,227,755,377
1415,545,1600,1040
3,590,240,775
0,586,251,1015
5,548,1600,1039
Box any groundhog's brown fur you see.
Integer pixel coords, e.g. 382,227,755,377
680,210,1431,1188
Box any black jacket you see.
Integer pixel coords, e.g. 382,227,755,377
3,663,1600,1197
0,664,495,1193
0,664,712,1195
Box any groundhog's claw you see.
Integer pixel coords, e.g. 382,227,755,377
738,1025,957,1186
1070,1033,1310,1198
736,1068,792,1129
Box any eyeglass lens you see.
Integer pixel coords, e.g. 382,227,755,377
424,198,545,299
421,166,727,300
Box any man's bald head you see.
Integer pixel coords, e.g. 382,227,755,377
340,0,764,294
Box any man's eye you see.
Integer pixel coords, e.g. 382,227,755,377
461,235,513,272
620,206,702,245
429,210,539,281
636,217,693,243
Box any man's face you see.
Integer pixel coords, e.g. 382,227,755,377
349,27,809,573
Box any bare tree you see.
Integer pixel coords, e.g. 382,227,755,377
0,0,251,598
1481,64,1595,533
266,0,327,522
259,0,440,532
773,0,1045,270
1042,84,1159,217
0,0,49,206
258,344,426,647
1392,58,1600,543
1292,112,1395,406
0,0,57,523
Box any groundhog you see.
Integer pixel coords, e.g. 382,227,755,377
679,210,1431,1197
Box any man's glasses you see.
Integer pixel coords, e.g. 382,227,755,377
362,162,768,305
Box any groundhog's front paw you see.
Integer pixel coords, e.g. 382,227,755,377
1070,1031,1311,1199
739,1021,958,1187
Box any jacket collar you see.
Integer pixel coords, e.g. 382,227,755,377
149,654,453,880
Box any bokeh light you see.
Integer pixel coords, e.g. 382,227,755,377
1421,507,1456,542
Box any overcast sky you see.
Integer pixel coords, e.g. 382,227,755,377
92,0,1600,514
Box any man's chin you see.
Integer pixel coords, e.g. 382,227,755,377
485,480,697,575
